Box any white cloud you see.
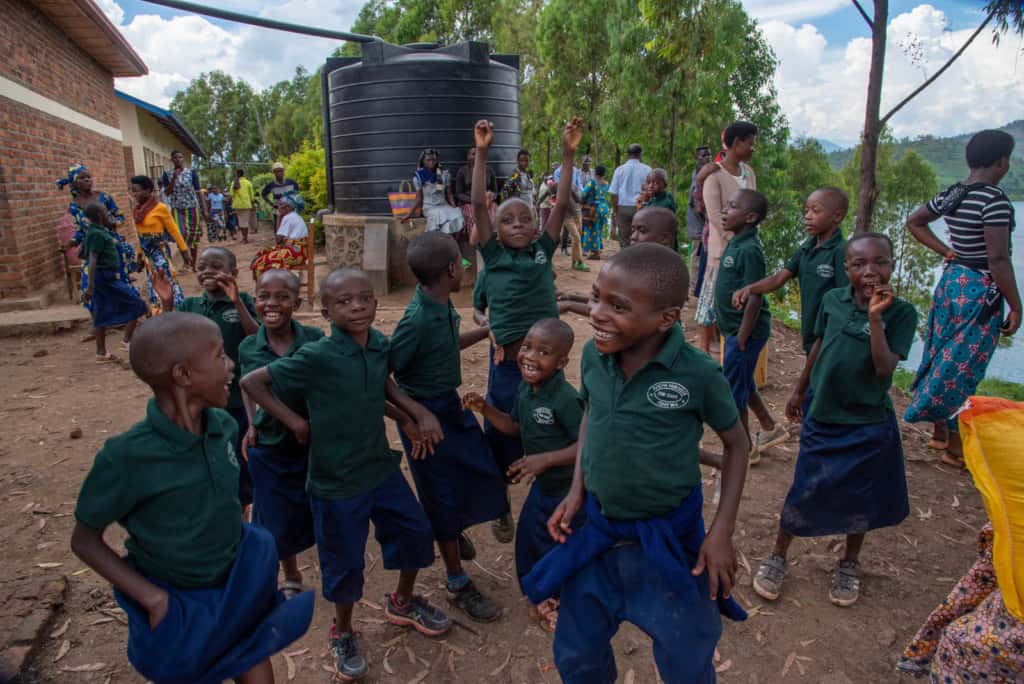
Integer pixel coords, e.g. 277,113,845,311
762,4,1024,144
743,0,847,23
108,0,363,107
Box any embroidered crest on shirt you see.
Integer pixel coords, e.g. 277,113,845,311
225,442,239,468
222,309,240,323
533,407,555,425
647,381,690,409
722,256,735,268
534,251,548,265
816,264,834,278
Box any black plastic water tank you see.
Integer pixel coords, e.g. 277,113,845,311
323,41,521,216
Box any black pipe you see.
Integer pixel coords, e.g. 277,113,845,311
139,0,377,43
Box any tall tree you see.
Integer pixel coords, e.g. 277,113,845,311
170,71,265,168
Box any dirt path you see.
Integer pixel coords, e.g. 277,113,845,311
1,232,984,683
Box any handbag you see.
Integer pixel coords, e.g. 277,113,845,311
582,203,598,226
388,180,418,218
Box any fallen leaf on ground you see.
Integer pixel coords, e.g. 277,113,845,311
36,562,62,568
284,648,308,658
383,648,394,674
54,640,71,662
916,507,933,521
407,670,429,684
358,598,382,611
951,495,960,509
71,568,90,576
61,663,106,672
283,653,295,681
50,618,70,639
781,651,797,677
799,639,816,648
489,652,511,677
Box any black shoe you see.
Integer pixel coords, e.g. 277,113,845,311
458,532,476,561
447,579,502,622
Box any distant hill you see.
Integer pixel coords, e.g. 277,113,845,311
827,120,1024,200
811,138,845,153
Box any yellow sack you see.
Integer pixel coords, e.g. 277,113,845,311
960,396,1024,621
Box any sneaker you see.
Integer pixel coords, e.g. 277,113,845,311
829,560,861,607
752,554,787,601
755,425,790,453
491,512,515,543
329,625,367,681
447,579,502,623
458,532,476,561
572,261,591,272
385,593,451,636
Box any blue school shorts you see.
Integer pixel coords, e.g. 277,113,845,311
722,334,768,411
116,524,313,684
485,346,524,475
514,481,585,595
226,406,253,507
248,445,315,559
397,392,508,541
554,542,722,684
309,469,434,604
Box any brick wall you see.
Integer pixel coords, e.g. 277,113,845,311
0,0,134,298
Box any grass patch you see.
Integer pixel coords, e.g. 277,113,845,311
893,368,1024,401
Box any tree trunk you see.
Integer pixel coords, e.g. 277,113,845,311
668,97,678,184
855,0,888,235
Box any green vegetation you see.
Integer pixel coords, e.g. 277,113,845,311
892,368,1024,402
829,120,1024,200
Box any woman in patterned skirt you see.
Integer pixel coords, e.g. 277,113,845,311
251,193,309,281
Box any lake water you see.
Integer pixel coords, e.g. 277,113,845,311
900,201,1024,383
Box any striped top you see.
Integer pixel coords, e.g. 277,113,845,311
927,184,1015,269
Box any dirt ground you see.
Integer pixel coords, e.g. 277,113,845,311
1,230,988,684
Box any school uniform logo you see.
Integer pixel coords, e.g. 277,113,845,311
222,309,240,323
532,407,555,425
722,256,735,268
534,251,548,265
816,264,835,278
225,442,239,468
647,381,690,409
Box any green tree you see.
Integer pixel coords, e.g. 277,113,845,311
170,71,265,168
262,67,323,161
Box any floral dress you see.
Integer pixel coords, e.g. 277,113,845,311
581,179,610,252
69,193,140,308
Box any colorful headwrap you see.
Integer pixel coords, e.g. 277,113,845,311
56,164,89,196
280,191,305,212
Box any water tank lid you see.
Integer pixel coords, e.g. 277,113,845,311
358,40,499,67
402,42,440,49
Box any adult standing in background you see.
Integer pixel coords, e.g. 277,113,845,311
230,168,257,243
608,144,651,249
687,146,712,283
159,150,204,269
579,155,594,188
261,162,300,229
455,147,498,252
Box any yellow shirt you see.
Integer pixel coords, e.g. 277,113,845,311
230,177,256,210
136,202,188,252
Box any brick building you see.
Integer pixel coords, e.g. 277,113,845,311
0,0,147,299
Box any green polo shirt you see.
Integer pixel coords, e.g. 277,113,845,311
580,325,739,520
179,292,258,409
511,372,584,498
784,231,849,353
389,286,462,399
808,287,918,425
477,233,558,345
81,223,121,272
714,227,771,340
266,325,399,499
644,192,678,213
74,399,242,589
238,321,324,449
472,269,488,312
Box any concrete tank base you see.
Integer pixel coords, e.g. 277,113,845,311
322,213,480,295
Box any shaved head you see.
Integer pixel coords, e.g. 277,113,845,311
258,269,300,294
527,317,575,355
129,313,221,387
633,207,678,239
607,243,689,309
320,267,372,305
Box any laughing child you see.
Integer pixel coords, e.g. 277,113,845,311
72,312,313,684
463,318,584,632
238,269,323,598
523,244,749,683
752,233,916,608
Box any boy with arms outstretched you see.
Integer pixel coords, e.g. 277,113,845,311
71,313,313,684
472,116,583,542
241,268,451,681
524,244,750,683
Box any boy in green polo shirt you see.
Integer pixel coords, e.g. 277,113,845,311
463,317,584,631
753,233,915,608
714,189,785,465
72,312,313,684
389,231,504,624
471,116,582,543
240,267,452,682
160,245,259,507
732,187,850,354
523,244,750,683
642,168,678,213
238,269,323,599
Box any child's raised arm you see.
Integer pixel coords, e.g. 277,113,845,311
472,120,496,245
544,117,584,243
240,367,309,444
733,269,793,310
71,523,168,629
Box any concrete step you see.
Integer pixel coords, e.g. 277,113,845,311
0,305,90,338
0,292,53,313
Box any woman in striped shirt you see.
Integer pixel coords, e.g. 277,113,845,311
904,130,1020,467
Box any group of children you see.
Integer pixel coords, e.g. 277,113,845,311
72,114,936,684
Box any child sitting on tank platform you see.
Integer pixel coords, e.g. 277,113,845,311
71,312,314,684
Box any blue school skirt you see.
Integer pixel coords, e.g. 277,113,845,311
781,410,909,537
90,269,147,328
485,346,524,475
115,524,313,684
514,481,584,595
249,444,315,559
309,469,434,604
397,392,509,541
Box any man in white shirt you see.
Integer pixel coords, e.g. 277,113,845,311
608,144,652,248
